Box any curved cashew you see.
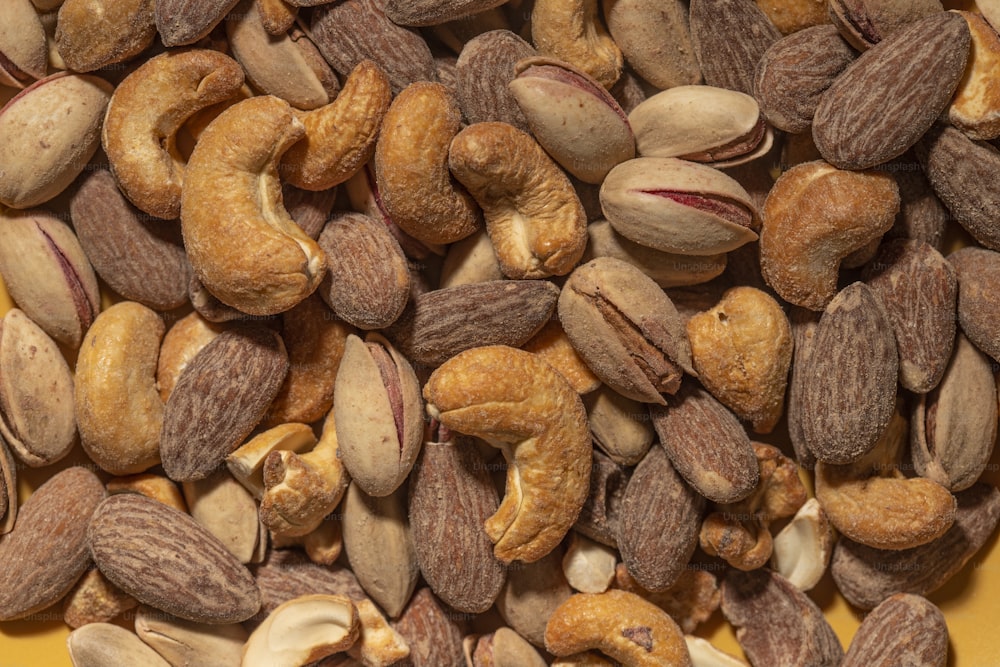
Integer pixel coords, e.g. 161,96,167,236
181,94,326,316
699,442,807,571
227,422,318,499
815,404,957,550
241,594,360,667
281,59,392,191
531,0,623,89
423,345,592,564
102,49,245,220
375,81,482,244
770,498,835,592
759,160,900,311
259,411,350,538
449,122,587,279
544,589,692,666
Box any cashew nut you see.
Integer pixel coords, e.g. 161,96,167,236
449,121,588,279
259,410,350,538
423,345,592,564
181,94,327,316
531,0,623,89
241,594,360,667
769,498,835,592
544,589,692,666
815,402,958,550
227,422,318,499
562,532,617,594
102,49,245,220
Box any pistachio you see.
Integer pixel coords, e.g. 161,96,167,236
509,56,635,184
0,0,47,89
600,157,758,256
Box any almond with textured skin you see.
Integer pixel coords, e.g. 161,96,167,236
88,493,261,623
831,482,1000,609
949,246,1000,362
155,0,241,46
392,588,467,667
455,30,535,131
617,445,704,593
310,0,436,95
651,381,760,504
812,12,970,170
160,324,289,482
408,435,506,613
383,0,507,26
862,239,956,394
689,0,782,95
384,280,558,367
721,568,844,667
0,467,105,620
841,593,947,667
800,282,898,464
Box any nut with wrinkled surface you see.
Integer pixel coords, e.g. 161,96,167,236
424,345,592,564
531,0,623,89
841,593,948,667
449,121,588,279
584,386,653,466
55,0,156,73
686,286,793,434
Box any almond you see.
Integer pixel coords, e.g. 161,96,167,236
88,492,261,623
0,467,106,620
841,593,947,666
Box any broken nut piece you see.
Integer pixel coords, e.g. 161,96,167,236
241,594,360,667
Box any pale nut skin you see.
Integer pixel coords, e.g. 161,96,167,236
423,345,592,564
759,160,900,311
628,85,773,168
155,310,225,403
106,473,188,513
531,0,624,89
241,594,360,667
102,49,246,220
375,81,483,244
281,59,392,191
815,405,958,550
770,497,835,592
54,0,156,73
509,56,635,184
74,301,165,476
544,589,693,667
599,157,759,256
0,72,113,209
0,0,48,88
449,121,588,279
602,0,702,91
67,622,173,667
686,286,793,434
181,94,327,316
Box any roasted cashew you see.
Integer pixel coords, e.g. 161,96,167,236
531,0,623,89
241,594,359,667
423,345,592,564
102,49,245,220
544,589,692,666
449,121,587,279
181,94,326,316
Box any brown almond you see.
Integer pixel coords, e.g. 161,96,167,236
573,449,628,548
812,12,970,170
408,435,506,614
317,211,411,331
721,568,845,667
160,324,289,482
831,482,1000,609
155,0,241,46
949,246,1000,362
862,238,957,394
384,280,559,367
616,445,704,593
689,0,782,95
0,467,106,620
799,282,898,464
392,587,468,667
842,593,948,667
651,381,760,504
455,29,536,131
88,493,261,623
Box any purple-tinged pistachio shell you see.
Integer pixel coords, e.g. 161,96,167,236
509,56,634,184
0,208,101,348
599,157,758,256
629,85,772,168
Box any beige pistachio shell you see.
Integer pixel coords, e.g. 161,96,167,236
600,157,758,256
509,56,635,184
0,309,76,467
0,0,48,88
629,85,772,168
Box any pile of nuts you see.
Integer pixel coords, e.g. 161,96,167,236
1,0,999,665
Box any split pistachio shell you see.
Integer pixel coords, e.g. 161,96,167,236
0,208,101,348
600,157,758,256
0,433,16,534
334,332,423,497
0,309,76,467
629,86,772,168
134,605,248,667
509,56,635,184
67,622,172,667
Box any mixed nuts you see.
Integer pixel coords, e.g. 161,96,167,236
1,0,999,665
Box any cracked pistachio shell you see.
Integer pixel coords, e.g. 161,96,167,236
0,309,76,467
334,332,423,497
509,56,635,184
629,85,772,168
0,208,101,348
600,157,758,256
